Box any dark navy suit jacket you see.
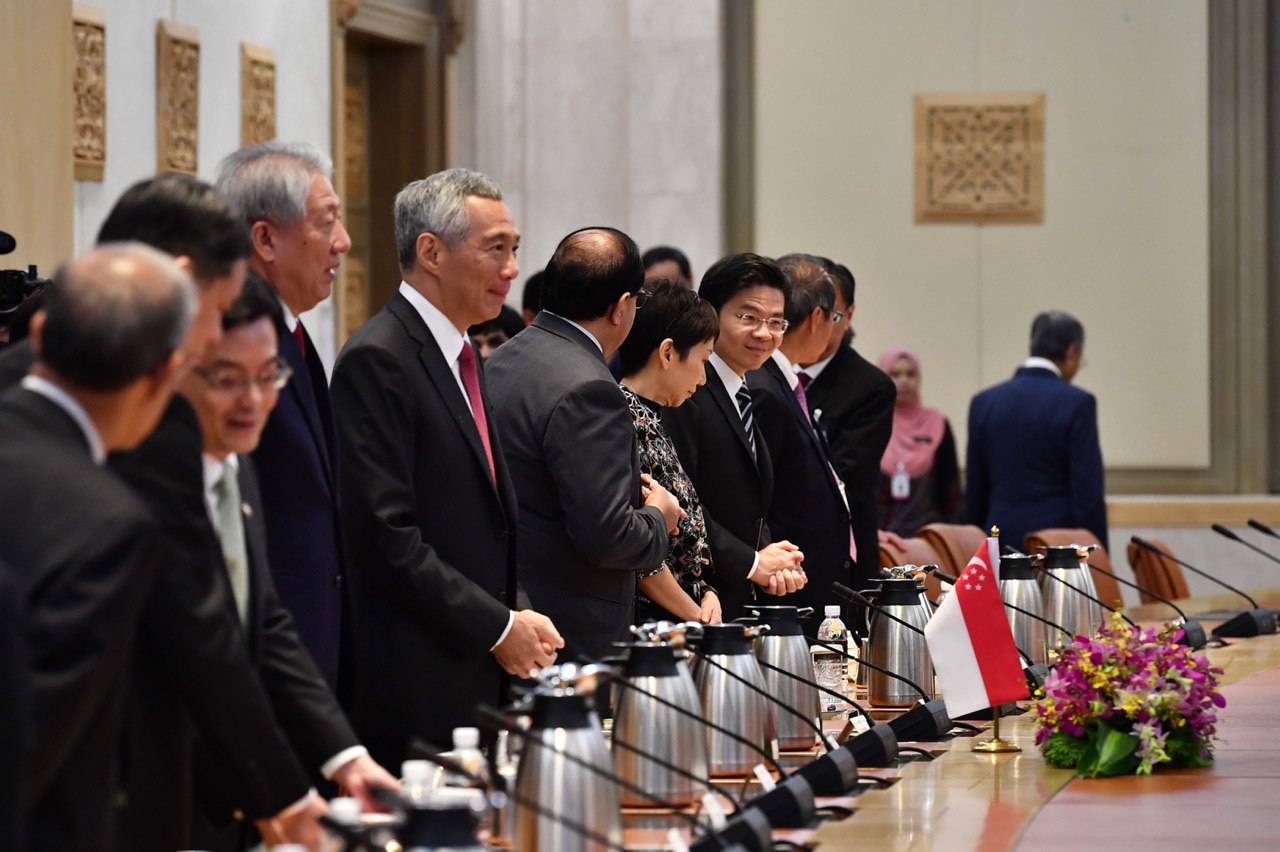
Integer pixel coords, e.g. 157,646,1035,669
965,366,1107,553
250,279,348,693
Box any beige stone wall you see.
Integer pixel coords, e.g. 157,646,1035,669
754,0,1210,470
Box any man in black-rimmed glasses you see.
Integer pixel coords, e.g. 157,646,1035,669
661,252,809,622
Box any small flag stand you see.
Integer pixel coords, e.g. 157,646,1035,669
973,528,1022,754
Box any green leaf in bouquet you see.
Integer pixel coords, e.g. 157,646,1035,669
1166,729,1214,768
1042,731,1089,768
1077,724,1139,778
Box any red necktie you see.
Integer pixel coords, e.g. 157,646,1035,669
293,323,306,356
457,342,496,480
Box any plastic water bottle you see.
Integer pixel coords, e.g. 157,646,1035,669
814,605,848,712
440,727,488,789
400,759,437,804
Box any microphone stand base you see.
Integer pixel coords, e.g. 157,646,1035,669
972,736,1022,754
888,699,951,742
1211,608,1278,639
1177,620,1208,649
844,722,899,767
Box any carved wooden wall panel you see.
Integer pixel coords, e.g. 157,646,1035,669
914,93,1045,224
157,20,199,175
72,4,106,182
240,43,276,145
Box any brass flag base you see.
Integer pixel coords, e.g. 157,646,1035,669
973,704,1022,753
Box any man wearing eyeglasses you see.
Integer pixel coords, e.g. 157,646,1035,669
662,252,808,622
178,275,397,849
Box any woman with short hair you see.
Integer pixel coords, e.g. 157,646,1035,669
617,279,723,624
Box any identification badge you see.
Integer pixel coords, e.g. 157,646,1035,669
891,463,910,500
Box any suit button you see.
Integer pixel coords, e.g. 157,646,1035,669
334,575,344,588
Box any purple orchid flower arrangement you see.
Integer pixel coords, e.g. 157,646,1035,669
1033,613,1226,777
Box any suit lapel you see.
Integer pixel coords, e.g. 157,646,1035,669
236,458,268,660
388,294,500,493
278,320,335,490
762,359,845,503
705,369,756,464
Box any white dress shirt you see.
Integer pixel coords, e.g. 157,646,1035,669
21,374,105,465
398,282,514,650
770,349,800,390
1021,356,1063,377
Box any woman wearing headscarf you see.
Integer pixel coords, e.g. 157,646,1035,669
875,348,961,536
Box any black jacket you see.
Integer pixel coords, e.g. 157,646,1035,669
333,292,520,755
802,345,895,586
662,366,775,621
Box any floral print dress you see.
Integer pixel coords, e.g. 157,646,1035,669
621,385,715,622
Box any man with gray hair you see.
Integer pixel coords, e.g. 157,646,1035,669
217,141,353,692
747,254,859,633
0,243,192,850
966,310,1107,551
332,169,563,763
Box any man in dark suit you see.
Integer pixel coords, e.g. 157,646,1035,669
0,561,27,852
0,244,191,851
333,170,563,763
217,141,354,693
662,253,808,622
747,254,855,632
966,311,1107,551
0,176,362,849
799,261,895,587
487,227,682,662
179,276,397,848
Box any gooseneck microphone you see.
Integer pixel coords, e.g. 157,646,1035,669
599,665,787,785
1214,523,1280,567
473,706,740,849
1248,518,1279,538
694,652,833,753
1084,561,1207,648
1034,563,1136,627
407,737,629,851
1130,536,1277,638
829,583,953,741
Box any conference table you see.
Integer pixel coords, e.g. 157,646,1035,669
809,587,1280,850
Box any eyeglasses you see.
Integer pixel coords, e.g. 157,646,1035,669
830,310,845,323
195,356,293,397
634,288,653,309
732,312,789,335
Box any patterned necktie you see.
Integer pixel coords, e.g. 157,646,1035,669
457,342,497,480
735,385,756,459
214,466,250,624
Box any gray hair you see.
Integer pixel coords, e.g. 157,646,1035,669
776,253,835,328
1029,310,1085,360
40,242,197,391
394,168,503,271
215,141,333,229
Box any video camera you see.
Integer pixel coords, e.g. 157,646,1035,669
0,230,53,317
